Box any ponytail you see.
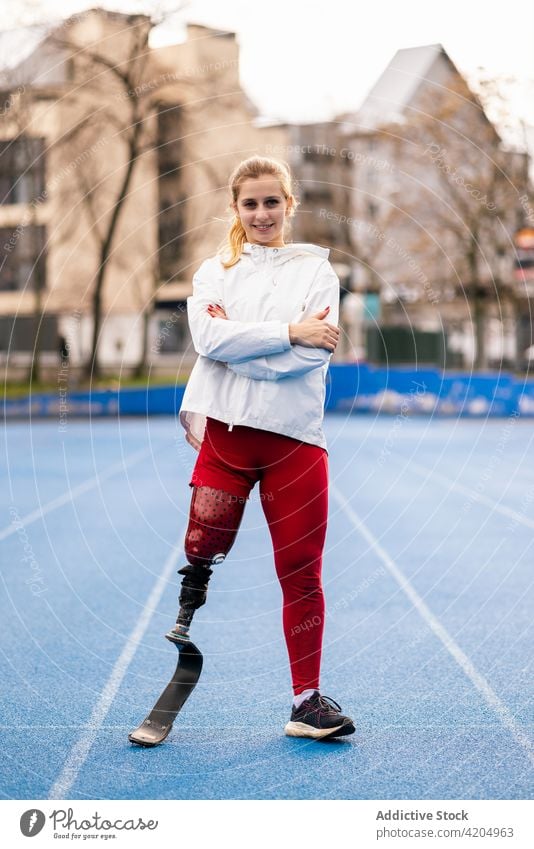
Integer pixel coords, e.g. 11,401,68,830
222,215,248,268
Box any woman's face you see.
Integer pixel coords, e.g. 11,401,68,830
233,175,292,247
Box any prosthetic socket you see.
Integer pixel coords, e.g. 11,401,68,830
174,486,246,632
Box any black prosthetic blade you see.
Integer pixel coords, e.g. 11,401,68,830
128,636,203,747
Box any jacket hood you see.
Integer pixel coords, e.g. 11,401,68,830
241,241,329,267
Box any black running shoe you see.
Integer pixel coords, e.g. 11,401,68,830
284,691,355,739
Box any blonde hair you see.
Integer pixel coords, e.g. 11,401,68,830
219,155,298,268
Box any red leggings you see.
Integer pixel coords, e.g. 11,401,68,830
187,416,329,694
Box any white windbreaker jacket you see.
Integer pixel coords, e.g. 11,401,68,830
179,241,340,451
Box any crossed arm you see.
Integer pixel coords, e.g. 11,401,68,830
187,261,340,380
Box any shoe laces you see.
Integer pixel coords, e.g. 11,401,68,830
315,694,342,713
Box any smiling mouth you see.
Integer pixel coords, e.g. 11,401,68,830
253,224,273,230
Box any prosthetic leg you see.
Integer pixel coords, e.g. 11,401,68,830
128,487,245,747
126,561,225,746
168,558,223,639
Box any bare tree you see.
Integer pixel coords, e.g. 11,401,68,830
387,74,530,369
50,13,160,379
48,7,239,378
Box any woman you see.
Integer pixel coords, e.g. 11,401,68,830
175,155,354,740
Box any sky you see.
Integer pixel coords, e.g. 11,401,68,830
4,0,534,133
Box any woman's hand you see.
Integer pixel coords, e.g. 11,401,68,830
207,303,339,353
289,307,339,352
206,304,228,320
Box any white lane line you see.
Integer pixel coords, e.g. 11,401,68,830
401,458,534,530
48,535,185,800
1,446,154,542
331,484,534,766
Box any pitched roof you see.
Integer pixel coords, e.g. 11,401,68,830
0,21,57,79
347,43,450,131
0,9,151,85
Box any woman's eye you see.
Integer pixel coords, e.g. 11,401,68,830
242,199,280,208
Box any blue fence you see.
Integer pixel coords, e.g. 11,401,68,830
4,364,534,419
325,364,534,417
3,386,186,420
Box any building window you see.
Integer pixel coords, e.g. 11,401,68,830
302,187,333,204
0,137,46,205
0,225,46,291
158,199,185,281
157,105,184,280
154,308,188,353
157,105,182,175
302,148,329,163
367,200,378,218
0,315,58,352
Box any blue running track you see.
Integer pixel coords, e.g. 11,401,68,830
1,414,533,799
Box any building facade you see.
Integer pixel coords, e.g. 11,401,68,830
337,45,531,370
0,9,288,378
273,46,531,369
